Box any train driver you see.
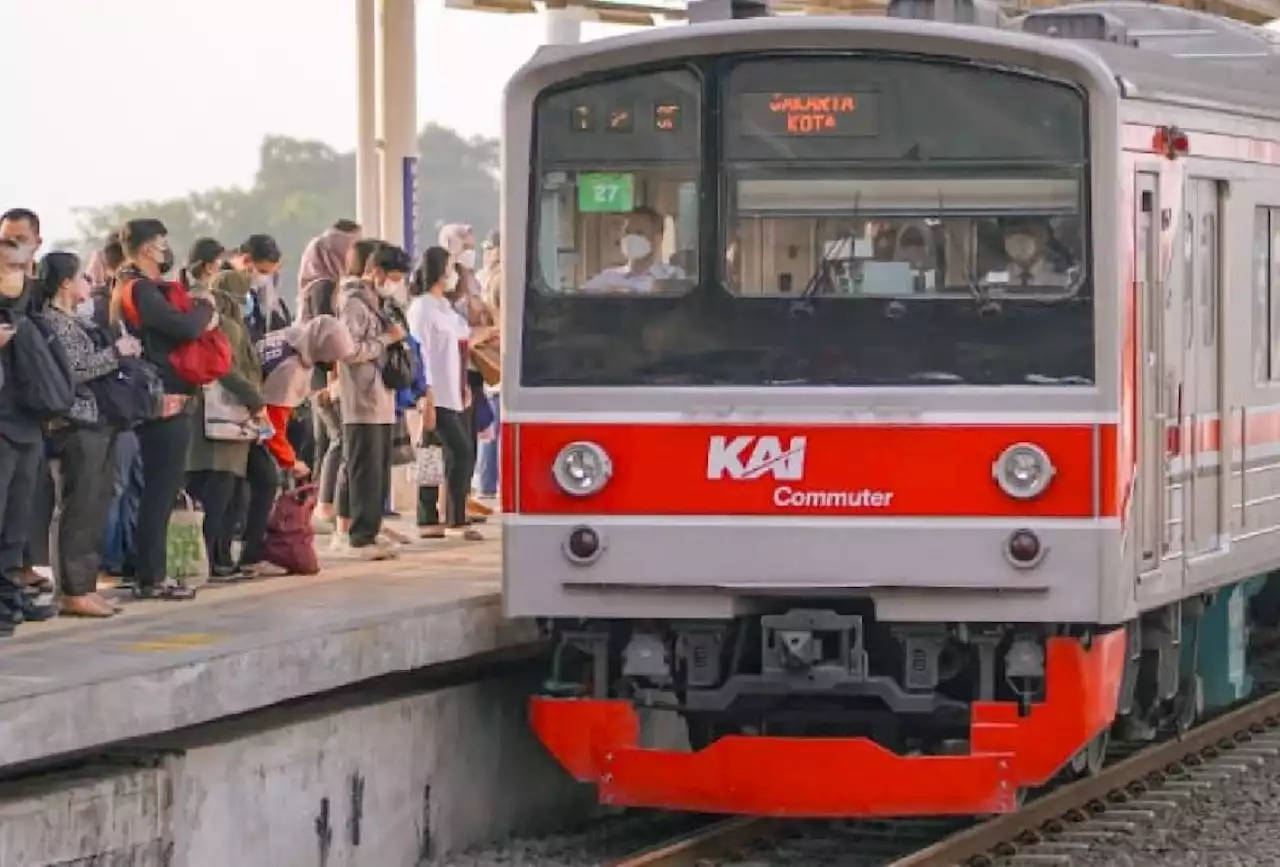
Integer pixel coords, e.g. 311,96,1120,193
988,217,1072,289
581,206,686,294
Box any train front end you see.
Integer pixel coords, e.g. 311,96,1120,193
502,15,1129,817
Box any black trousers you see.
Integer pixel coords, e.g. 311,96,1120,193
340,423,391,547
241,444,280,566
186,469,239,572
22,454,53,569
135,412,195,586
416,408,474,529
187,447,279,571
48,426,118,597
0,436,39,618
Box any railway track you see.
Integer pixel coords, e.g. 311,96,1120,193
609,654,1280,867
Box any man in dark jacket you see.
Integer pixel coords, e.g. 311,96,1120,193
229,234,288,340
0,239,42,634
117,219,218,598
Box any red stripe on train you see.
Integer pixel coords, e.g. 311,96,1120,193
511,422,1116,519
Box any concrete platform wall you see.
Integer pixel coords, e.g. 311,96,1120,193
0,674,594,867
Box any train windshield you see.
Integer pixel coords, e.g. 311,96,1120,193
522,57,1093,387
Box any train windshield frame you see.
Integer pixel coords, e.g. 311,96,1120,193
521,54,1094,388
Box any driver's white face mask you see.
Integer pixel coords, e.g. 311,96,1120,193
620,233,652,262
1004,234,1040,265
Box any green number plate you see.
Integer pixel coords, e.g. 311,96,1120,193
577,173,634,213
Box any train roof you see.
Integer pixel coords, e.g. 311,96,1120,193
1009,2,1280,119
516,0,1280,121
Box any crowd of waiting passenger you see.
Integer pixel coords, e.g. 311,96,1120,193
0,208,502,635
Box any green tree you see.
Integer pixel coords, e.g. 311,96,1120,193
64,123,499,307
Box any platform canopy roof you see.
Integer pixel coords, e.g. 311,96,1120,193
445,0,1280,31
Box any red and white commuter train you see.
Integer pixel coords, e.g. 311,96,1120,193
499,0,1280,816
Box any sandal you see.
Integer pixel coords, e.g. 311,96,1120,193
132,580,198,601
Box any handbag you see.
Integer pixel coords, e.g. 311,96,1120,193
166,492,209,591
414,435,445,487
470,341,500,387
203,381,257,442
262,483,320,575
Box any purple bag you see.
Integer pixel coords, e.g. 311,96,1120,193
262,484,320,575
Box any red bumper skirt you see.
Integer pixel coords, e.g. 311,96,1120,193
529,631,1127,816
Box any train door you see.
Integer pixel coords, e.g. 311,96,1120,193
1184,179,1226,565
1161,186,1188,567
1136,172,1163,580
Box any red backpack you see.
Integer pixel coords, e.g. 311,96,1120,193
118,279,232,387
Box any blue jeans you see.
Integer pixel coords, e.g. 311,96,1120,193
477,393,500,496
101,431,142,575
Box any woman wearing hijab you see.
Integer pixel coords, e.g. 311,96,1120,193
299,226,359,534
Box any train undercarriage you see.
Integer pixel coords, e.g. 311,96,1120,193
530,576,1280,816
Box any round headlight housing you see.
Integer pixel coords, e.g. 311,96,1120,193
993,442,1055,500
552,441,613,497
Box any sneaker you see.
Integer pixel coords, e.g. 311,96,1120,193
449,526,485,542
373,534,399,551
329,533,351,554
353,542,397,561
312,516,336,535
418,526,446,539
379,526,410,545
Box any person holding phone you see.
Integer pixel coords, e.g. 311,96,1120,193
0,238,41,635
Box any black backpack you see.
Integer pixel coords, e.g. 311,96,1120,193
83,321,163,428
4,310,75,419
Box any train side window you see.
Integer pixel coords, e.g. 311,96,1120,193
1258,207,1280,383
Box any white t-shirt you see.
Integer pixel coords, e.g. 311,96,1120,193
408,293,469,412
581,261,685,294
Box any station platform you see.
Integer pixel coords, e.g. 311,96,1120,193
0,521,532,772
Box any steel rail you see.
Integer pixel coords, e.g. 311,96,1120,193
890,689,1280,867
608,686,1280,867
607,816,779,867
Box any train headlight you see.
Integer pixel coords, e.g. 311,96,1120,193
993,443,1055,500
552,441,613,497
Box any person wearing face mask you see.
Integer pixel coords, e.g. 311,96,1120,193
111,219,219,599
0,239,40,634
317,239,383,542
0,209,56,591
438,223,496,524
0,208,43,279
994,219,1070,289
37,252,142,618
230,235,286,342
408,247,497,541
187,264,273,580
582,206,685,294
332,242,409,559
180,238,226,296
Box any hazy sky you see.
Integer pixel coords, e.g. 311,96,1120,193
0,0,641,243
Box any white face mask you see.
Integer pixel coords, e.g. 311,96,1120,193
1004,234,1039,264
456,248,476,271
444,269,459,292
252,272,275,294
380,278,406,299
75,298,96,319
620,234,651,262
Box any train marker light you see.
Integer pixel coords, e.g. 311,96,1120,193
1005,528,1046,568
1152,125,1189,160
552,441,613,497
564,526,604,564
993,442,1055,500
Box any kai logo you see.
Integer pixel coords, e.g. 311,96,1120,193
707,435,807,481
